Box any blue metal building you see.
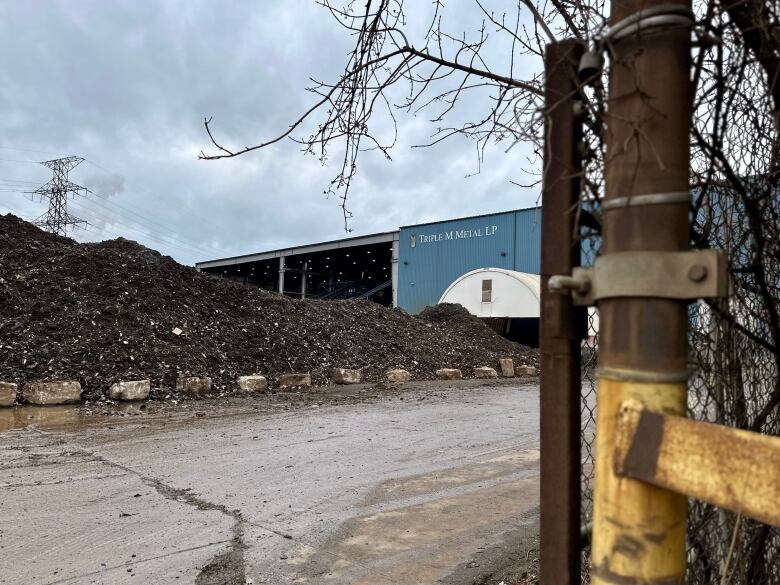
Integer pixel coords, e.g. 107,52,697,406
197,207,541,315
397,208,541,314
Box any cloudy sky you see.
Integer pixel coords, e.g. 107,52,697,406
0,1,542,265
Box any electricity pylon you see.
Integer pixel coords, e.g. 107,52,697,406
29,156,90,236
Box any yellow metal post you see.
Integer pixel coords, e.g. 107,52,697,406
590,0,694,580
591,378,687,583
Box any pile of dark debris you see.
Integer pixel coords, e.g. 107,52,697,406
0,214,538,400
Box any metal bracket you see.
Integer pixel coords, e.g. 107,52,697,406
615,400,780,528
549,249,728,306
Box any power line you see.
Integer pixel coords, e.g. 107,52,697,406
0,202,35,221
3,175,218,257
0,177,40,185
82,158,238,240
3,189,200,257
4,147,236,234
68,202,199,254
28,156,90,237
67,200,215,260
76,195,218,257
0,157,43,164
2,151,232,260
0,146,71,157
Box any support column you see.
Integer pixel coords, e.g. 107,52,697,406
591,0,693,582
278,256,286,295
301,261,308,299
539,38,584,585
391,236,400,307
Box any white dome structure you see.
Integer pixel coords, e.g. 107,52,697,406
438,268,540,318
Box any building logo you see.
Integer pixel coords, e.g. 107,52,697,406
413,225,499,246
410,233,416,248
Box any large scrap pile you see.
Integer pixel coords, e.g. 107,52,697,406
0,214,538,400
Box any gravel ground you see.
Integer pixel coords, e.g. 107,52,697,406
0,378,541,585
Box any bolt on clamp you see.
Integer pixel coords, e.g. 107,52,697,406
549,249,728,306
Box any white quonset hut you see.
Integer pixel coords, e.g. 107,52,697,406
438,268,540,319
438,268,541,346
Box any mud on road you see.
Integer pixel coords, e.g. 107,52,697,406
0,379,540,585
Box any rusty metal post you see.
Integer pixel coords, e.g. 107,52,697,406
540,38,585,585
590,0,694,582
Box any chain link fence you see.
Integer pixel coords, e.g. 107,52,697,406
685,0,780,576
575,178,780,583
685,180,780,584
579,219,600,584
574,0,780,570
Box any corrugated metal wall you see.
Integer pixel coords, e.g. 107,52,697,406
397,208,541,314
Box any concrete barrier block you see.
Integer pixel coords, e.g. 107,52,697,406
277,373,311,389
108,380,150,401
176,376,212,395
329,368,361,385
435,368,463,380
237,375,268,392
23,381,82,405
473,366,498,379
0,382,17,407
385,369,411,383
499,358,515,378
514,365,537,377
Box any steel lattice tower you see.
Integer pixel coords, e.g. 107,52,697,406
29,156,90,236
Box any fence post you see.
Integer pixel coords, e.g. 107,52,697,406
540,38,585,585
590,0,693,581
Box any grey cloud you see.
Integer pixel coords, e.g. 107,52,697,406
84,172,125,197
0,1,542,266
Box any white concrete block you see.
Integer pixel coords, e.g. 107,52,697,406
23,381,82,405
499,358,515,378
473,367,498,379
514,365,537,377
108,380,150,401
435,368,463,380
329,369,361,385
176,377,212,395
277,373,311,389
237,375,268,392
385,369,411,383
0,382,17,407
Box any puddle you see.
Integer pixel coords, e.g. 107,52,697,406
0,405,86,432
0,403,146,433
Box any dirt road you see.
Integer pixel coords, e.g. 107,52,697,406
0,379,540,585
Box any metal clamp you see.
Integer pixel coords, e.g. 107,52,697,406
601,191,691,211
579,5,698,82
550,249,728,306
602,4,695,45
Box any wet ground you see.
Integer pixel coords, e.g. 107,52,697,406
0,379,540,585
